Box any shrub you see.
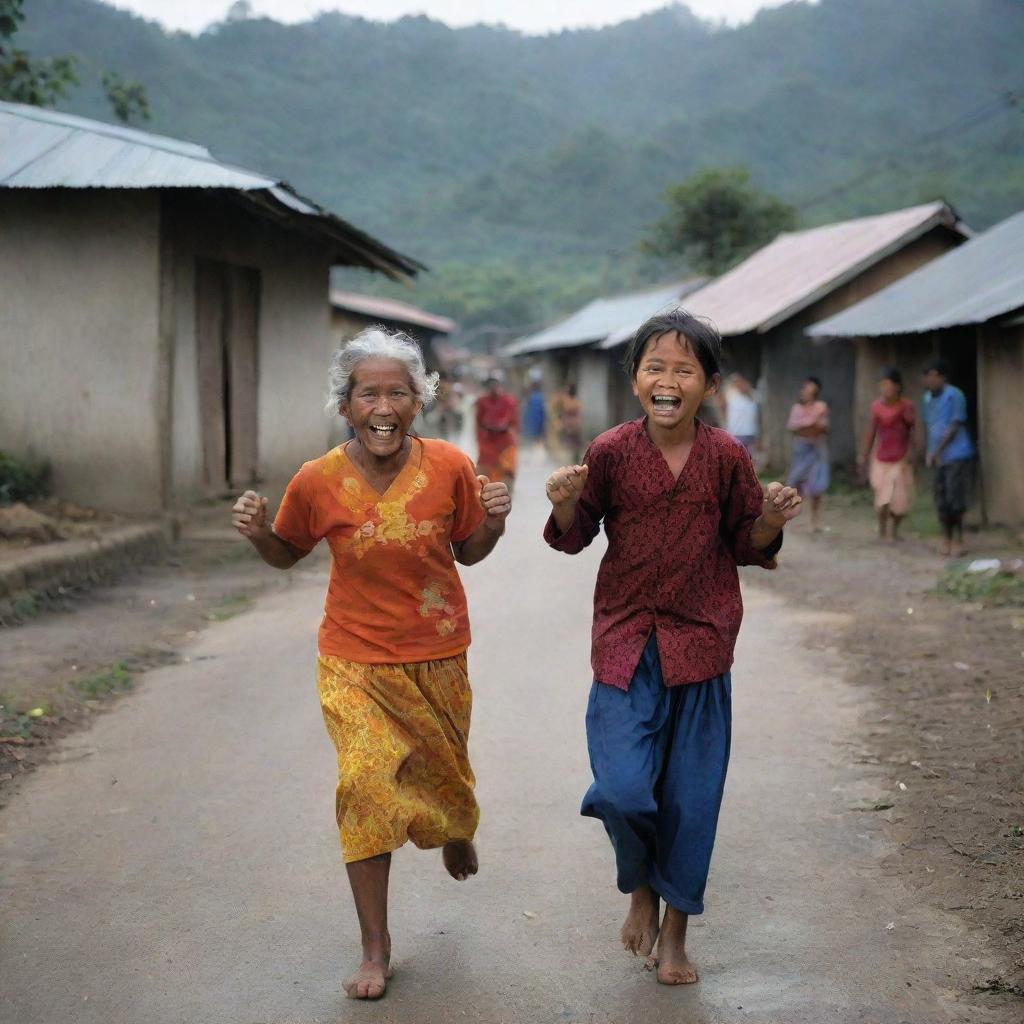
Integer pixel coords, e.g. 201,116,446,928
0,451,52,505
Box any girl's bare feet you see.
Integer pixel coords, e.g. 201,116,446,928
344,955,393,1000
442,839,478,881
621,884,660,956
648,905,699,985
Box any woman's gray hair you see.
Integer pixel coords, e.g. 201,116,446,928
326,326,439,412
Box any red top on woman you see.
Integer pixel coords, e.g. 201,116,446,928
871,398,915,462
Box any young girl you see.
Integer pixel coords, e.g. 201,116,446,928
856,367,916,542
786,376,830,531
543,310,801,986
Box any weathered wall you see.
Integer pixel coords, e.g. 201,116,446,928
765,229,962,470
0,190,163,513
165,194,336,505
978,322,1024,527
576,349,613,445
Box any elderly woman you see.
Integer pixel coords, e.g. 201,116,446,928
231,327,511,1001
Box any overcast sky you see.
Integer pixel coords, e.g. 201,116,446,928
107,0,802,35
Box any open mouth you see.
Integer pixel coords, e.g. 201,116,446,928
368,422,398,439
651,394,682,411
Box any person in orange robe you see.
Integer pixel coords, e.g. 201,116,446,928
475,371,520,487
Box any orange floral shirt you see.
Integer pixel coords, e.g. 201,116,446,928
273,438,485,664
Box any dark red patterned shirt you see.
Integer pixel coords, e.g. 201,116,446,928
544,418,782,689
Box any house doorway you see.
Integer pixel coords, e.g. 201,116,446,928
195,259,261,493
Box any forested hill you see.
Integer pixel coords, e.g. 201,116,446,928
19,0,1024,329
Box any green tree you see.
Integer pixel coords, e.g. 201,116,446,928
102,70,149,125
0,0,149,123
0,0,77,107
644,167,798,275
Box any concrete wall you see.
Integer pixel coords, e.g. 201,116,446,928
576,349,613,444
764,228,963,470
164,194,336,505
978,322,1024,527
0,190,163,513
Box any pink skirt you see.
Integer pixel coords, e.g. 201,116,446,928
870,457,914,515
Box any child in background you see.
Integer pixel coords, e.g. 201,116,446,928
857,367,915,543
543,310,801,986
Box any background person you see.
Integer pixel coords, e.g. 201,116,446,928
723,372,760,455
786,376,830,532
857,367,915,543
475,370,520,488
922,358,976,557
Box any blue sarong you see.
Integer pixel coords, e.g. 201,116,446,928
787,438,830,496
581,633,731,915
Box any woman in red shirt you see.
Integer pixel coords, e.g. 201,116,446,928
544,310,802,987
856,367,916,542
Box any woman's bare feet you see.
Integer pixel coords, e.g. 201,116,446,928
621,884,660,956
344,955,393,1000
648,905,699,985
442,839,478,881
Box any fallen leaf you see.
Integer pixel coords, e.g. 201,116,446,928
886,922,896,931
522,910,537,919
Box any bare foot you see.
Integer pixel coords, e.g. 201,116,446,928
938,539,952,557
621,885,660,956
652,906,699,985
344,957,393,1000
442,839,478,881
950,541,967,558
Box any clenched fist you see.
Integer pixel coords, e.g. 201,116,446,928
231,489,269,539
760,482,802,529
477,475,511,531
546,464,588,510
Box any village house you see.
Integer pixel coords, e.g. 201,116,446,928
0,101,421,515
807,210,1024,528
620,202,971,469
501,278,705,442
330,289,454,355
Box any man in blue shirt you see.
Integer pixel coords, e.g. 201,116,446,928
922,359,976,557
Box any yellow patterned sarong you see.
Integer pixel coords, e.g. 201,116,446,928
317,653,478,863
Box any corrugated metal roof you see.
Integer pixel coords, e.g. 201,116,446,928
670,202,968,337
0,100,423,279
503,278,705,357
807,210,1024,338
330,290,455,334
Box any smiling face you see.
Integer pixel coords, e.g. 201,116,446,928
631,331,718,432
340,357,422,459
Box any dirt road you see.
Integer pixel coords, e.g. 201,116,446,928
0,462,1016,1023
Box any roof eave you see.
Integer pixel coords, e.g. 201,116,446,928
757,207,967,334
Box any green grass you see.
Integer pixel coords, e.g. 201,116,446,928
937,566,1024,607
72,663,134,700
204,594,252,622
0,695,54,738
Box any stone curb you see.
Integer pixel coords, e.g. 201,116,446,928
0,521,173,620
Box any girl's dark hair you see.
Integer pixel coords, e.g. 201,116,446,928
880,366,903,389
805,375,823,396
622,309,722,382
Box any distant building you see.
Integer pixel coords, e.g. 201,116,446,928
0,101,421,514
639,202,971,468
808,210,1024,528
502,278,706,443
330,289,454,358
